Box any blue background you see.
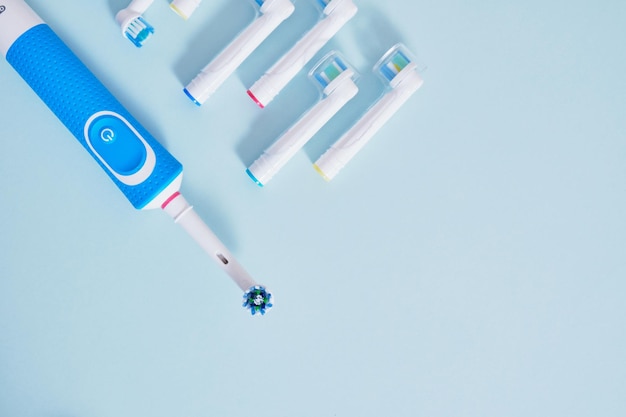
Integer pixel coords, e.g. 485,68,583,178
1,1,625,416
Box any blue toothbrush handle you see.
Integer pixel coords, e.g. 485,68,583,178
5,23,182,209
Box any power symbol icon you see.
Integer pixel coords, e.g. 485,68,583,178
101,128,115,143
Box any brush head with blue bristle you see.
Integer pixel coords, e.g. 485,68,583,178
124,16,154,48
243,285,273,315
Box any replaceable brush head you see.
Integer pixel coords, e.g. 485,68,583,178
243,286,273,315
310,51,357,94
374,43,418,87
313,55,346,88
115,8,155,47
125,16,154,47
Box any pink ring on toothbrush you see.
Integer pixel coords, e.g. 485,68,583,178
160,191,181,209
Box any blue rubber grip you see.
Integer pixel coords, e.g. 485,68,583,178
6,24,182,209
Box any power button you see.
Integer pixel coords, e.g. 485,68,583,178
100,127,116,143
84,111,156,186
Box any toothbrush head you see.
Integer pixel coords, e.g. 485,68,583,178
310,51,357,94
115,7,155,48
124,16,154,47
243,285,273,315
379,50,410,81
375,44,418,86
314,56,346,88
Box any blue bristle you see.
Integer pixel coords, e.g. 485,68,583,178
254,0,265,6
314,72,326,87
335,56,347,71
243,286,273,315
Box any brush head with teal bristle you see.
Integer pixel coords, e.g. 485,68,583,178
375,44,420,86
378,49,411,82
124,16,154,48
314,59,346,88
310,51,357,93
243,286,273,315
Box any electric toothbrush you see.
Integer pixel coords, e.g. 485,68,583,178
246,52,358,186
0,0,272,315
314,44,423,181
247,0,357,108
183,0,295,106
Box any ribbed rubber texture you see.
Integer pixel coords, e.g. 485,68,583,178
6,24,182,209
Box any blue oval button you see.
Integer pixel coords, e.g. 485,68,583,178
87,114,147,175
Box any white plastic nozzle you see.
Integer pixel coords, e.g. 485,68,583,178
170,0,203,20
162,192,257,292
183,0,295,106
314,44,424,181
246,0,357,108
247,52,358,186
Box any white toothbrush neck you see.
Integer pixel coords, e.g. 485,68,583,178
206,6,291,71
272,79,357,155
162,193,256,291
277,1,358,70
